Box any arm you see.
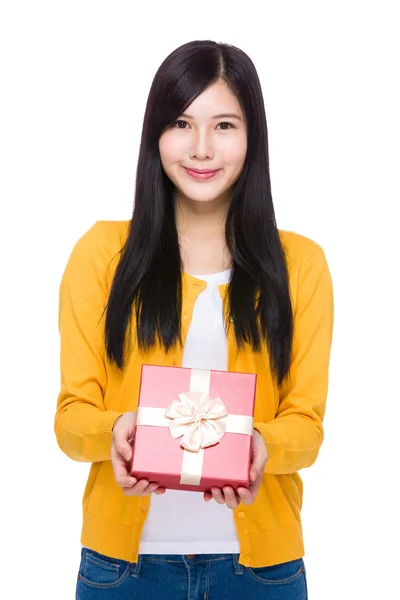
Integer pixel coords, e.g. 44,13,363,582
254,247,334,474
54,222,123,463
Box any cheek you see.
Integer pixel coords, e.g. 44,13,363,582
159,133,185,167
223,137,247,170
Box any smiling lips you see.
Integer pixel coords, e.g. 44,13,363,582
184,167,220,180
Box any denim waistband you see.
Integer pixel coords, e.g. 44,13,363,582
133,553,244,574
140,553,238,563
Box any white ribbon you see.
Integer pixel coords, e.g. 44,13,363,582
136,368,253,486
165,391,228,452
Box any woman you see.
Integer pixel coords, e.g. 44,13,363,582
55,39,334,599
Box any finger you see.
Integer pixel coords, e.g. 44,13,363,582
237,486,256,506
112,455,127,479
222,487,240,509
122,479,150,496
250,445,267,483
123,481,164,496
113,460,137,488
145,483,159,494
249,456,264,483
203,491,213,502
114,439,132,462
115,472,137,488
111,447,136,485
211,487,226,505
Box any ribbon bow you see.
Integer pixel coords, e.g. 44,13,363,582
164,391,228,452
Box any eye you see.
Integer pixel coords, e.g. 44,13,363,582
174,120,189,129
173,119,235,131
217,122,235,130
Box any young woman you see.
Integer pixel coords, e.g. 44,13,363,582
55,39,334,599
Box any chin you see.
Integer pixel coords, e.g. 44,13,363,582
176,180,229,200
178,190,225,204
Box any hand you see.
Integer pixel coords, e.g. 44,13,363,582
203,429,268,509
111,412,166,497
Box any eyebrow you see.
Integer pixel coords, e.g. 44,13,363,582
180,112,243,121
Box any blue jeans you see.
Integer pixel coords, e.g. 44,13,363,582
76,548,308,599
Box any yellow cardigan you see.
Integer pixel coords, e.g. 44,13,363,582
54,220,334,568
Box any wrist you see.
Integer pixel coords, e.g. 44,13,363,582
112,415,123,432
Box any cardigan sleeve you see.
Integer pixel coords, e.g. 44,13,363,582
254,247,334,474
54,222,124,463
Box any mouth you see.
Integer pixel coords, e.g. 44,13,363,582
183,167,220,180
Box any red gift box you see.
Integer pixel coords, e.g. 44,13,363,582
131,365,256,492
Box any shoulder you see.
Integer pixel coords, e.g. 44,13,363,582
278,229,326,268
278,230,333,309
70,219,130,261
278,229,332,298
61,220,131,286
78,219,130,250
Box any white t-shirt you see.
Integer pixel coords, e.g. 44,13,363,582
138,268,241,554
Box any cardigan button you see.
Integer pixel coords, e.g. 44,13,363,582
238,511,245,519
243,554,252,566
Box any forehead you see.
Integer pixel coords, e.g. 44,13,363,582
183,80,243,118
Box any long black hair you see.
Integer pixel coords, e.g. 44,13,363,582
104,40,294,387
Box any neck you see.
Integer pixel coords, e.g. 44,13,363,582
174,191,230,240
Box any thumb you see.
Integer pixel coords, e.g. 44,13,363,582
113,412,136,460
113,437,132,461
118,441,132,462
250,436,267,482
250,465,260,482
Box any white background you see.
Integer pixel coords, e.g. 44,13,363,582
1,1,399,598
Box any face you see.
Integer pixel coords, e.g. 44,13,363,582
158,79,247,207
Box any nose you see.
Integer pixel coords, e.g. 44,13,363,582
189,129,215,160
